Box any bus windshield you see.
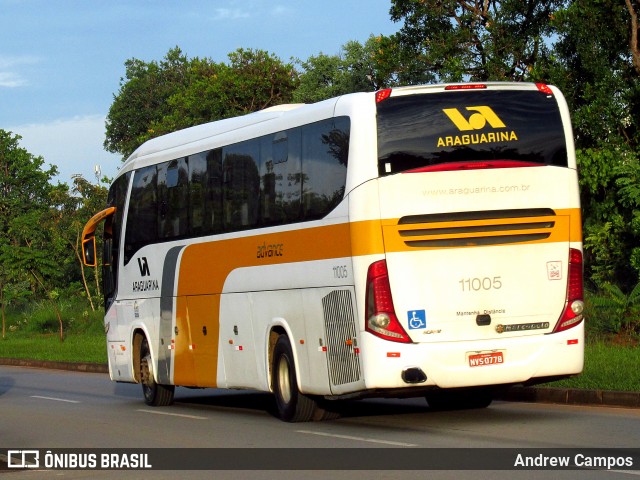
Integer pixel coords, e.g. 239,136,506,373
377,89,567,176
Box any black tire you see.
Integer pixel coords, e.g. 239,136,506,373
314,400,341,421
426,387,493,411
272,335,321,422
140,337,175,406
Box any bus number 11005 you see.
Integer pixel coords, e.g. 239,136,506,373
459,276,502,292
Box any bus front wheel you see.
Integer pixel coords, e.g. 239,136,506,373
139,337,175,406
272,335,320,422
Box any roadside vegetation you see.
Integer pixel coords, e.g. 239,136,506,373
0,297,106,364
543,283,640,392
547,341,639,392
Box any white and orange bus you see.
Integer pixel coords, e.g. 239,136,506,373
82,82,584,421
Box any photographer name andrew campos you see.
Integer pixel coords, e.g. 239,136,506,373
514,453,634,470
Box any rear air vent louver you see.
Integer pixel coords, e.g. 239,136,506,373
322,290,361,386
397,208,556,248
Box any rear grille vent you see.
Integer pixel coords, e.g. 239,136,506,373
397,208,556,248
322,290,361,386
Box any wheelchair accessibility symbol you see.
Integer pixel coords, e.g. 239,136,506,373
407,310,427,330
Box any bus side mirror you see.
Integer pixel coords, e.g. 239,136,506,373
83,237,97,267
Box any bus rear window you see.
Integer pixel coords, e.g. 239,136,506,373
376,90,567,176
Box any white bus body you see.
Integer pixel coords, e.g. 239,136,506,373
83,82,584,421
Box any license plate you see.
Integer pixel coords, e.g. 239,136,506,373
468,351,504,367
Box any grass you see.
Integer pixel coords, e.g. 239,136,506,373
0,331,107,364
542,340,640,391
1,293,639,392
0,297,107,364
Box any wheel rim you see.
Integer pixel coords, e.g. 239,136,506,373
277,356,292,404
141,353,155,398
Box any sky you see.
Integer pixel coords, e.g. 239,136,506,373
1,0,400,185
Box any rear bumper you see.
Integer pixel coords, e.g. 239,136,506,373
359,323,584,390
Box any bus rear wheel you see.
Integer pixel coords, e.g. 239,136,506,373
140,337,174,406
272,335,321,422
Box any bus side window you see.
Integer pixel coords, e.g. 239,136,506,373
124,165,158,264
260,128,302,226
223,139,261,231
158,158,189,240
301,117,350,220
104,171,129,307
102,233,114,307
189,149,222,236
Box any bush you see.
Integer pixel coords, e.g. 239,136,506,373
5,297,103,337
585,283,640,339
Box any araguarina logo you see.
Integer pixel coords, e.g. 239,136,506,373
437,105,518,148
442,106,506,131
137,257,150,277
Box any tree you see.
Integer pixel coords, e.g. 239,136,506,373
104,47,298,159
627,0,640,75
0,130,63,339
549,0,640,289
73,176,109,309
47,175,109,313
388,0,563,82
152,48,298,135
293,36,407,104
104,47,193,159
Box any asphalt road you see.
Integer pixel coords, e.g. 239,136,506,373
1,365,639,480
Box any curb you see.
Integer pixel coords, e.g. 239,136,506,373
2,358,639,409
496,386,640,409
0,358,108,374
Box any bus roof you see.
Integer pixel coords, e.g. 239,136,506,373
122,103,305,169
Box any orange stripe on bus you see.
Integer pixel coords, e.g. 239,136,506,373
177,223,356,296
174,222,361,387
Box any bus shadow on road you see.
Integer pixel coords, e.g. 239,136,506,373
171,389,436,421
123,385,563,425
174,389,278,417
171,389,568,426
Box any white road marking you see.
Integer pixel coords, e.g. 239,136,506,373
30,395,80,404
296,430,418,447
137,409,208,420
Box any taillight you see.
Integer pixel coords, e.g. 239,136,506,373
375,88,392,103
444,84,487,90
553,248,584,333
403,160,544,173
536,83,554,95
365,260,411,343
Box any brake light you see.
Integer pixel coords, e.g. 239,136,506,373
553,249,584,333
445,84,487,90
365,260,411,343
404,160,544,173
375,88,392,103
536,83,554,95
